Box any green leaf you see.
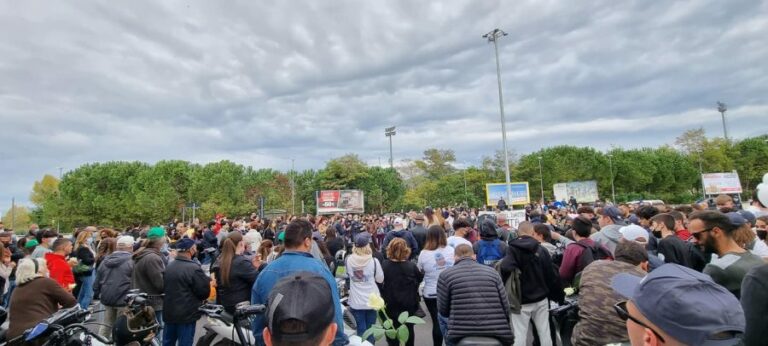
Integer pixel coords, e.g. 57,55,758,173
397,311,409,324
405,316,426,324
385,328,398,340
397,324,410,344
383,319,393,329
373,327,385,340
361,328,374,341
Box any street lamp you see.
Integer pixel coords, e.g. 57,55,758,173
483,28,513,204
608,154,616,203
537,156,544,204
717,101,728,142
385,126,396,169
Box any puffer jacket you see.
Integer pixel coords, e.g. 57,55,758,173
94,251,133,306
437,258,514,345
131,247,165,310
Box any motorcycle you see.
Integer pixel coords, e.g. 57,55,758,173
5,290,160,346
195,302,266,346
549,295,580,346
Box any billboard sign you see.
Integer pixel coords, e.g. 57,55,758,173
316,190,365,215
553,180,599,203
702,172,742,195
485,182,530,206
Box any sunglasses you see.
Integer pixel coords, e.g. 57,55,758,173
614,301,665,343
691,227,714,240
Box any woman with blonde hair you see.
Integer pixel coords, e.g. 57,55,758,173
8,258,77,340
211,232,261,314
72,228,96,308
381,238,423,346
346,232,384,343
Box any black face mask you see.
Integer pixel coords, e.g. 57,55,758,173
652,230,662,239
757,230,767,240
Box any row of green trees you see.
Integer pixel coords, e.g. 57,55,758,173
14,129,768,230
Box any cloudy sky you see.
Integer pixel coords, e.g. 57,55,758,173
1,0,767,209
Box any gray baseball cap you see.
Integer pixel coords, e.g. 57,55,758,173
612,264,745,345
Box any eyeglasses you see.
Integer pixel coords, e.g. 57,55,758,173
691,227,714,240
614,301,665,343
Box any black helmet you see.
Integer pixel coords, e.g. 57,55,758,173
112,306,158,345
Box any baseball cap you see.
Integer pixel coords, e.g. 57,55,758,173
267,272,335,342
393,217,404,226
737,210,756,226
24,239,39,249
42,229,59,239
620,225,649,243
414,214,425,222
117,236,135,247
174,237,196,251
354,232,371,248
147,227,166,239
726,212,746,227
598,206,624,222
612,264,745,345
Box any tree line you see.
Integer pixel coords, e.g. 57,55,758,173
6,128,766,231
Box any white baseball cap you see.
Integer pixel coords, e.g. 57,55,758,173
393,217,404,226
117,236,135,247
620,224,649,244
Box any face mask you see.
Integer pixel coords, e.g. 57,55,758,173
757,230,767,240
161,243,169,253
85,237,94,245
652,230,662,239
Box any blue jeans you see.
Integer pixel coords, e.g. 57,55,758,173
156,310,164,343
162,322,195,346
439,313,453,346
3,280,15,308
350,308,377,344
77,271,96,309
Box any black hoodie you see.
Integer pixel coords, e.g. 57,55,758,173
500,235,564,304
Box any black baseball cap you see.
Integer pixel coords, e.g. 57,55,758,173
267,272,335,342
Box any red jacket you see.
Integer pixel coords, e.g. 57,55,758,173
45,252,75,290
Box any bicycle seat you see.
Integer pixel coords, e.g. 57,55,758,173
457,336,503,346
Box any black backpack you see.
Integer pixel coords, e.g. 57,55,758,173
574,241,612,275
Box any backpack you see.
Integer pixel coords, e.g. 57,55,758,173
478,239,504,266
494,261,522,314
573,241,612,284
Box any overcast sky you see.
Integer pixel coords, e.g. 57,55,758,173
1,0,767,210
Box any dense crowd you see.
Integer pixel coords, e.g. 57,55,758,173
0,174,767,346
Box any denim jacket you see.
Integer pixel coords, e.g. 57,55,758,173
250,251,347,345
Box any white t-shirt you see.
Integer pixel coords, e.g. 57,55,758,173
446,236,472,249
418,246,455,297
346,256,384,310
749,238,768,258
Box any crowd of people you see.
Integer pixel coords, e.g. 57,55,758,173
0,174,767,345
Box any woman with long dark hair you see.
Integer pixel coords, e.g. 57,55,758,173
211,232,261,314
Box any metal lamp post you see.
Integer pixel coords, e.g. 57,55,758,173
385,126,396,169
483,28,513,204
608,154,616,203
537,156,544,204
717,101,728,142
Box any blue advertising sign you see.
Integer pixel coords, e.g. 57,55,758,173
485,182,530,206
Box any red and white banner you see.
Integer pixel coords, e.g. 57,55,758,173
316,190,365,214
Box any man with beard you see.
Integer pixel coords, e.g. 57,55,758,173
689,211,763,298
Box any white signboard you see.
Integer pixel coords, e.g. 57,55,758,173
702,172,742,195
553,180,599,202
478,210,527,229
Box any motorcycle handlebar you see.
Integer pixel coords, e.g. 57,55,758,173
236,304,266,316
44,324,112,345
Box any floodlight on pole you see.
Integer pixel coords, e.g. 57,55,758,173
717,101,728,142
483,28,513,205
385,126,396,169
537,156,544,204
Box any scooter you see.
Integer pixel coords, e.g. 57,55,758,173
196,303,265,346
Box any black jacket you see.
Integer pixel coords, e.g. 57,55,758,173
409,225,427,256
381,260,423,313
437,258,514,345
211,255,258,313
163,257,210,324
74,245,95,277
500,236,564,305
132,248,165,310
326,237,345,257
94,251,134,306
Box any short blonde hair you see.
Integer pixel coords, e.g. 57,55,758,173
17,258,46,284
352,244,372,257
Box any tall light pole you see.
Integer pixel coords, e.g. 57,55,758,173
717,101,728,142
385,126,396,169
608,154,616,203
537,156,544,204
483,28,513,204
290,159,295,215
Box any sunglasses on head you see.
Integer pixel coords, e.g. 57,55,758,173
614,301,665,343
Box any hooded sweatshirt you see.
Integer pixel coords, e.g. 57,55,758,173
590,224,623,255
500,236,563,304
131,247,165,310
94,251,133,306
346,252,383,310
